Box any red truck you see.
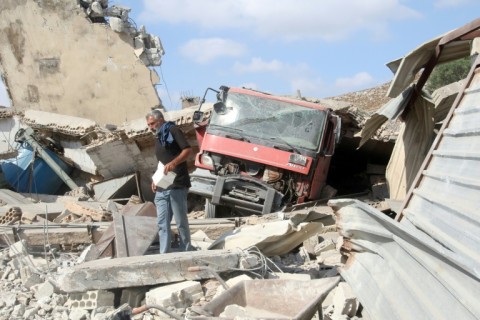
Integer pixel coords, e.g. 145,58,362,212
190,85,341,218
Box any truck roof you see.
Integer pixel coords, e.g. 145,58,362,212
228,86,332,112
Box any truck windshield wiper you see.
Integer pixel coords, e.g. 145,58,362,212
270,137,300,154
213,126,250,142
226,132,250,142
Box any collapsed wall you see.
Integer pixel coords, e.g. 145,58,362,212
0,0,164,126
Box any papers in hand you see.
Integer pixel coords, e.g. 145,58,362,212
152,162,177,189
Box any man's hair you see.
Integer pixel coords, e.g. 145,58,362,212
146,109,164,120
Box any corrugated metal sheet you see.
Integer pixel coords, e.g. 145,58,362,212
387,18,480,98
358,85,414,148
329,22,480,320
329,198,480,320
398,54,480,267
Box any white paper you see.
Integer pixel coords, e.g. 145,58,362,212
152,162,177,189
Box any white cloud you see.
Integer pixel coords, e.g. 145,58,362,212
141,0,421,42
179,38,246,64
335,72,374,89
233,58,284,73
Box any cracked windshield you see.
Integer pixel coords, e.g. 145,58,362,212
210,92,327,150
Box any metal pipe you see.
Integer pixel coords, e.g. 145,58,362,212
20,127,78,191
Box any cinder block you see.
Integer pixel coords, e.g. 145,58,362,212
120,287,147,307
67,290,114,310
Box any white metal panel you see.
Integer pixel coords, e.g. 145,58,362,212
329,199,480,320
401,56,480,268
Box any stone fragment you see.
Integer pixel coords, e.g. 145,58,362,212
146,280,203,309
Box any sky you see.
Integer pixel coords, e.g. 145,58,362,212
0,0,479,110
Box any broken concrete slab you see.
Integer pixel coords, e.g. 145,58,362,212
0,189,33,205
56,249,243,293
208,219,326,257
0,222,110,248
0,202,66,223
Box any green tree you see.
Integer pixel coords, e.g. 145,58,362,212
425,57,470,93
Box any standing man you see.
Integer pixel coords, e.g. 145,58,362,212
146,109,193,253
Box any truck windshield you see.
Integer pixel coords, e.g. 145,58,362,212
209,92,327,150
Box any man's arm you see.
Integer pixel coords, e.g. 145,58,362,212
164,147,192,174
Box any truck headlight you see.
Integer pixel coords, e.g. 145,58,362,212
201,153,214,169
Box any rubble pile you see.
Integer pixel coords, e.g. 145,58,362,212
0,189,365,320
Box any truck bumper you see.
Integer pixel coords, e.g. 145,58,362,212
189,169,283,215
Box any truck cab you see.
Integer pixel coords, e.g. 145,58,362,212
190,85,341,217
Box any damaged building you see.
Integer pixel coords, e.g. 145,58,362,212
0,1,479,319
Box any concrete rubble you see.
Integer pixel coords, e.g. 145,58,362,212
0,192,360,319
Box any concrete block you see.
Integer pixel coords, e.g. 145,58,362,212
35,281,56,300
69,308,91,320
23,307,39,319
303,235,320,255
67,290,115,310
11,304,25,319
8,240,28,258
314,239,336,255
20,267,43,289
146,280,203,308
317,250,343,266
0,291,16,307
120,287,147,307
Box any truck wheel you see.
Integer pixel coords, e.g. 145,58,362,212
204,198,217,218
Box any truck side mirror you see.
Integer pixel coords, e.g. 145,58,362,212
193,111,204,123
213,102,227,115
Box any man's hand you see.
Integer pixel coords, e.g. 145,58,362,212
164,161,176,174
151,181,157,192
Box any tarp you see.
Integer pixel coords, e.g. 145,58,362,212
0,143,73,194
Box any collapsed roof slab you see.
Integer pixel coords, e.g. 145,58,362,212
56,248,243,293
0,1,162,126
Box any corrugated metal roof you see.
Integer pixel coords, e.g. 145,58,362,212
398,53,480,270
329,198,480,320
